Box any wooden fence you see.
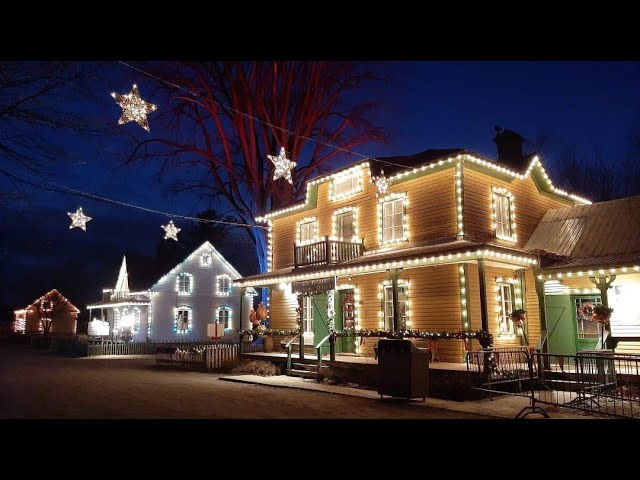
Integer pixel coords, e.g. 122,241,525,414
155,344,240,371
86,339,219,357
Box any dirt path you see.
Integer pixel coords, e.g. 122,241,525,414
0,345,491,419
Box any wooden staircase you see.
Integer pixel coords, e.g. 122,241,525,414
287,361,329,379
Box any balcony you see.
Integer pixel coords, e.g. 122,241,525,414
294,236,364,268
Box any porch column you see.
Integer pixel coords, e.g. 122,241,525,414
477,260,489,332
516,269,528,346
533,267,548,353
238,287,246,332
391,268,400,332
590,275,616,349
327,287,336,361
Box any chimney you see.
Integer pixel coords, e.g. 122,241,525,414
492,126,527,170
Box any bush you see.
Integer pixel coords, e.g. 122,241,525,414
229,360,278,376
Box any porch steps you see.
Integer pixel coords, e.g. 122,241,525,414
287,362,329,379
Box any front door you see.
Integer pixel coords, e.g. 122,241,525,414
546,295,577,355
302,295,314,345
337,289,355,353
573,295,602,351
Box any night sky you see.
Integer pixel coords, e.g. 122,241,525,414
2,61,639,319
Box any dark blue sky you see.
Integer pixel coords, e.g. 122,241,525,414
2,61,639,312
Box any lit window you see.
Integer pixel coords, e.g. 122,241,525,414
575,297,602,339
336,211,355,240
174,306,192,334
382,198,405,243
497,283,514,334
133,307,140,333
383,284,407,330
299,220,317,244
177,273,193,295
217,306,232,330
217,275,231,296
492,188,516,241
332,173,360,199
302,296,314,339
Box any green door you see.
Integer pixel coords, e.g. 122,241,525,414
545,295,577,355
311,293,344,355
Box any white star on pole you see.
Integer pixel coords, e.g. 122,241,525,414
67,207,92,231
374,168,391,196
268,147,297,184
161,220,181,241
111,84,158,132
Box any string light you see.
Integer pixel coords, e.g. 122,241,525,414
267,147,297,184
373,168,391,197
161,220,181,241
68,207,92,231
111,84,158,132
491,187,517,242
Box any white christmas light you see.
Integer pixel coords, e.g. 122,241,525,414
268,147,297,184
68,207,92,231
111,84,157,132
161,220,181,241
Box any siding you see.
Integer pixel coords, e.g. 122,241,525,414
485,265,524,348
463,168,573,249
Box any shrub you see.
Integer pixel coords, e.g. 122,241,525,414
229,360,278,376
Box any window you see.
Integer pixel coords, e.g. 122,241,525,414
174,307,192,334
302,296,314,338
493,189,515,240
177,273,192,295
382,197,405,243
217,275,231,296
336,211,355,240
384,285,407,330
133,307,140,333
201,253,212,266
299,220,317,244
217,306,232,330
575,296,602,339
114,309,120,331
332,173,360,199
497,283,514,334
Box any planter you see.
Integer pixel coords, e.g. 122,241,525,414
263,336,274,353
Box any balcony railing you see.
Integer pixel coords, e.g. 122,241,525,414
294,236,364,268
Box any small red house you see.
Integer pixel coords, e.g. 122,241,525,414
18,289,80,335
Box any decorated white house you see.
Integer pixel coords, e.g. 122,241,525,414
87,256,151,341
147,241,256,341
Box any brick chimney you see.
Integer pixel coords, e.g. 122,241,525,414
492,126,528,170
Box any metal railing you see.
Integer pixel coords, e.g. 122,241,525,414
294,236,363,268
468,347,640,419
285,333,302,371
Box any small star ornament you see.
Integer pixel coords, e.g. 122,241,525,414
374,168,391,196
268,147,296,184
68,207,92,231
161,220,181,241
111,84,158,132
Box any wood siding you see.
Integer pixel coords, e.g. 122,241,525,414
463,168,574,249
271,166,458,270
485,265,524,348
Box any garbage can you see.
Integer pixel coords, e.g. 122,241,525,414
377,339,429,400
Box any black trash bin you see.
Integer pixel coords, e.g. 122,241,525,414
377,339,429,400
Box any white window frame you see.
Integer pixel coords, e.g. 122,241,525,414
331,172,361,200
497,283,514,335
381,195,406,244
216,274,231,296
492,187,516,242
337,211,355,240
177,273,193,295
133,307,140,333
217,306,232,330
383,284,408,330
175,306,192,334
297,218,318,245
302,296,314,340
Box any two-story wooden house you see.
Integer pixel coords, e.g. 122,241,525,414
236,129,591,362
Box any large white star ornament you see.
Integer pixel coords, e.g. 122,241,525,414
111,84,158,132
161,220,181,241
68,207,92,231
268,147,296,184
374,169,391,196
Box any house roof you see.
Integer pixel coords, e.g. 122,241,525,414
26,289,80,313
86,293,151,309
525,195,640,271
236,239,537,287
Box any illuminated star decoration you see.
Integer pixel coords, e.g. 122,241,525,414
67,207,92,231
161,220,181,241
268,147,297,184
374,168,391,196
111,84,158,132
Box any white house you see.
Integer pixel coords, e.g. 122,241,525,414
87,256,151,342
148,241,256,341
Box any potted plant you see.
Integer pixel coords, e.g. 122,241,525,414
592,305,614,349
476,330,494,349
510,308,528,346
